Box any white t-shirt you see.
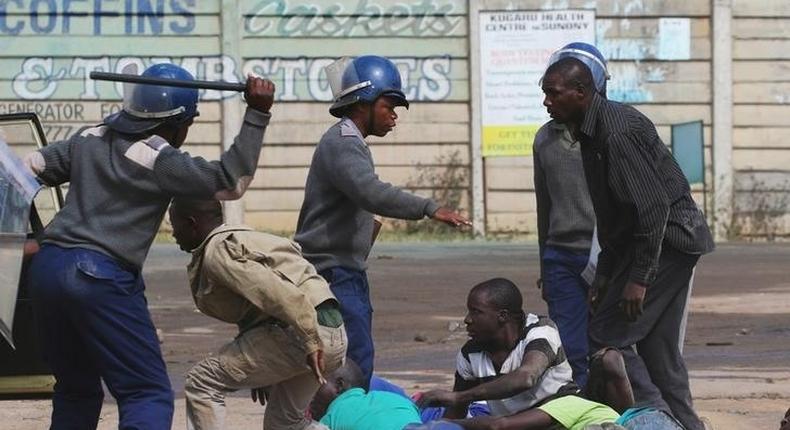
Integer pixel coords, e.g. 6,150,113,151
455,313,577,416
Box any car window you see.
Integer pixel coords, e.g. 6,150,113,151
0,114,63,229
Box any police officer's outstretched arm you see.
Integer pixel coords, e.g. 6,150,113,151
431,207,471,228
323,55,469,228
153,76,275,200
325,141,468,227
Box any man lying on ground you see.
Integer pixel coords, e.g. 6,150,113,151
309,360,423,430
169,198,347,430
309,362,491,430
586,348,684,429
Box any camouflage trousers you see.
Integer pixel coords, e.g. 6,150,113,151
185,323,347,430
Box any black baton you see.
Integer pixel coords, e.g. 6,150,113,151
89,71,246,92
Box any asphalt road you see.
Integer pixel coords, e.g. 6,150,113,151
143,242,790,388
5,241,790,429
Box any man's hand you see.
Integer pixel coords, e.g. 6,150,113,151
620,282,647,322
22,239,40,264
244,75,275,113
250,387,268,406
306,349,326,385
416,389,460,408
431,207,472,229
588,275,609,315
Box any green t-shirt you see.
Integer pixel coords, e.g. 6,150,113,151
320,388,422,430
538,395,620,430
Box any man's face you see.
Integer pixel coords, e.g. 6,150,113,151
368,96,401,137
168,206,199,252
309,379,341,420
464,290,502,345
541,72,584,124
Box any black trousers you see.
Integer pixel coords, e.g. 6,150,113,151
590,246,703,430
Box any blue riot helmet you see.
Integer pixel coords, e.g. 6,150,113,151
105,63,200,134
328,55,409,118
547,42,610,95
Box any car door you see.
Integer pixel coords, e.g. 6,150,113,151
0,113,64,398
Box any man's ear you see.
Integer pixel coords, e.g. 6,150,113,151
187,215,199,231
497,310,509,324
574,83,588,100
335,376,348,391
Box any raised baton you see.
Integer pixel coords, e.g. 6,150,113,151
89,71,246,92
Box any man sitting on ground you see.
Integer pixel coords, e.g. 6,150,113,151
309,284,670,430
420,278,633,430
169,198,347,430
418,278,579,422
421,347,683,429
310,360,423,430
417,278,686,430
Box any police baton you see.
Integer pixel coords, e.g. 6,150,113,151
89,71,247,92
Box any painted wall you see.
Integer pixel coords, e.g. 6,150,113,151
237,0,470,230
479,0,713,236
0,0,471,233
729,0,790,239
1,0,787,238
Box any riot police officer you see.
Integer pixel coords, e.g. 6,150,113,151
294,55,469,388
23,63,275,429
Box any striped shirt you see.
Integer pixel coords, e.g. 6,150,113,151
577,93,714,286
454,314,577,416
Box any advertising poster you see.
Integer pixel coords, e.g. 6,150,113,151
479,10,595,157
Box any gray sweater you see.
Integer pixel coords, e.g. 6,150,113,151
27,108,270,269
533,121,595,256
295,119,439,272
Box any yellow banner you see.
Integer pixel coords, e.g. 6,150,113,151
482,125,539,157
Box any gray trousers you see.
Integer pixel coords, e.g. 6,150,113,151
185,323,347,430
589,246,702,430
